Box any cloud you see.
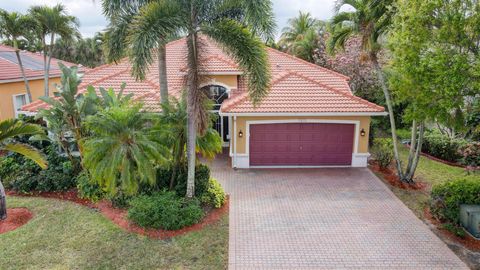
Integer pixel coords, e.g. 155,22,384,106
2,0,340,39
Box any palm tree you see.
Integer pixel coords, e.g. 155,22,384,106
102,1,181,105
105,0,274,198
0,10,35,102
82,103,170,195
279,11,327,62
29,4,80,97
104,0,275,197
328,0,416,182
0,119,47,220
157,95,222,189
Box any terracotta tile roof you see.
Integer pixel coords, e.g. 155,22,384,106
21,36,384,114
0,44,87,82
221,71,385,113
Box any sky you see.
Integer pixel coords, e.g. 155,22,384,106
0,0,339,39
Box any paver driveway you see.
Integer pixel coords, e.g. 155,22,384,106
208,156,468,270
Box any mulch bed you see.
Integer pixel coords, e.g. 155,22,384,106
0,208,33,234
424,207,480,251
6,190,229,240
369,161,427,191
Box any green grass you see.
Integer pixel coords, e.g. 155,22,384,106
0,196,228,270
378,145,478,219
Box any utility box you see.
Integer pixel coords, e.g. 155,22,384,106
460,204,480,239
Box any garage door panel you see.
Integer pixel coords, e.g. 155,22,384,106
249,123,354,166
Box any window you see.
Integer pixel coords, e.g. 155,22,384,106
13,94,27,117
201,85,228,111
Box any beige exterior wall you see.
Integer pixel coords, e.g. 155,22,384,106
200,75,237,89
0,77,61,120
230,115,371,154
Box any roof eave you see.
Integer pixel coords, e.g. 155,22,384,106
219,111,388,117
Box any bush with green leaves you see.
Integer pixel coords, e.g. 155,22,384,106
76,171,105,202
396,129,411,141
421,130,467,162
154,164,211,197
3,144,77,193
127,191,204,230
200,178,226,208
430,178,480,224
371,138,394,169
458,142,480,167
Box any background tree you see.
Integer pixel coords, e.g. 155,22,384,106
52,32,105,68
118,0,275,198
279,11,327,63
83,103,170,196
328,0,416,181
0,10,35,102
0,119,47,220
388,0,480,179
29,4,80,97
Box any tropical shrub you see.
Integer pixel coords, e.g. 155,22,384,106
421,130,467,162
127,191,204,230
76,171,104,202
458,142,480,167
396,129,411,141
154,164,211,198
200,178,226,208
4,145,77,193
371,138,394,169
431,178,480,223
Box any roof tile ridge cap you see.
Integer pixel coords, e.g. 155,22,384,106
82,59,127,76
271,69,296,85
221,91,249,112
166,37,187,48
134,90,158,101
286,71,384,111
210,54,239,68
267,47,350,81
78,66,131,92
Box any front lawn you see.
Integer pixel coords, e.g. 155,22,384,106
0,196,228,269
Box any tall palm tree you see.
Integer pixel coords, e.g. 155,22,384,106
328,0,412,181
0,119,47,220
29,4,80,97
122,0,275,197
279,11,327,62
83,103,170,195
0,10,35,102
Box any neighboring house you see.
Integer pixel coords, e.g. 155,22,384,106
0,44,86,120
21,36,386,168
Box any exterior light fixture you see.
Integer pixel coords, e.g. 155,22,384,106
238,130,243,138
360,128,366,137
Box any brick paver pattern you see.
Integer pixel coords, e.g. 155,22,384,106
207,156,468,270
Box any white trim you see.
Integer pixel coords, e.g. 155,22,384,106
0,75,60,84
16,111,37,117
233,116,238,168
219,112,388,117
180,71,243,76
199,81,232,94
12,93,28,118
229,119,369,168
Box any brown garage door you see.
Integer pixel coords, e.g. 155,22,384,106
249,123,355,166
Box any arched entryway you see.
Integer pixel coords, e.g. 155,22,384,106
201,84,229,145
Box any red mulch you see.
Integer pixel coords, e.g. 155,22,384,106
0,208,33,234
424,208,480,251
369,161,427,191
6,190,229,239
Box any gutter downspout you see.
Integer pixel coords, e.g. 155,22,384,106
233,115,237,169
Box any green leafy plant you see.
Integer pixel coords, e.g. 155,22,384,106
396,129,411,141
76,171,104,202
431,178,480,224
200,178,226,208
422,130,467,162
371,138,394,169
459,142,480,167
127,191,204,230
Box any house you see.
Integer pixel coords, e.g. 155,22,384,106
0,44,86,120
20,37,386,168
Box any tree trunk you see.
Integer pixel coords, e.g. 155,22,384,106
185,31,199,198
158,42,169,105
42,36,49,97
405,122,425,181
404,120,417,175
44,34,55,97
371,58,404,180
0,179,6,220
14,46,32,103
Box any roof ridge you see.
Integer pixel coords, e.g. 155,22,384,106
285,70,384,111
267,47,350,81
221,91,249,112
78,66,131,93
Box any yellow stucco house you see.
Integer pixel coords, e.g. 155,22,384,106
0,44,84,120
22,37,386,168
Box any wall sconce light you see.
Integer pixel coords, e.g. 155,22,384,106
238,130,243,138
360,128,366,137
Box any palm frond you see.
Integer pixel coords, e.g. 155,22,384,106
0,119,45,142
3,143,47,169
